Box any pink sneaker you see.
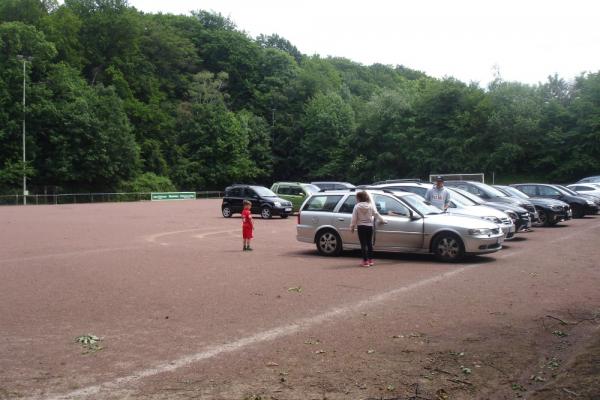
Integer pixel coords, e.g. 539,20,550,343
361,260,370,267
368,259,374,266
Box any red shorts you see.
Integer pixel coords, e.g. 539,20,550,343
243,225,253,239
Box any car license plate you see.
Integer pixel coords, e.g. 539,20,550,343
285,207,292,212
568,210,572,217
497,236,504,244
526,220,532,228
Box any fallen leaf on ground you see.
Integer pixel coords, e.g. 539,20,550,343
287,286,302,293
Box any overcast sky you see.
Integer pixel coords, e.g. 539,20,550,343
128,0,600,87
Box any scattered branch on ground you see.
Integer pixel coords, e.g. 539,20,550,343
562,388,580,397
447,378,473,386
74,334,103,353
424,367,457,377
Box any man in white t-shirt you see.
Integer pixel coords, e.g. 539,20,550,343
425,176,451,211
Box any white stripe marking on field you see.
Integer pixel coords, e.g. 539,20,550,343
37,263,483,400
0,246,144,264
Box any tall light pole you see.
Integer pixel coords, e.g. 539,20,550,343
17,55,31,205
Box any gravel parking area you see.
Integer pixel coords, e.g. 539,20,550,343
0,200,598,400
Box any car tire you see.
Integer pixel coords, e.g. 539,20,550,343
572,204,584,218
261,206,272,219
537,209,550,226
222,206,232,218
432,232,465,262
315,229,342,256
280,214,289,219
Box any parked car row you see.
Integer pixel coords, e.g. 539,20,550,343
220,175,598,263
291,176,599,263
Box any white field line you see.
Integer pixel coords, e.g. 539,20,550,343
39,262,490,400
0,245,144,265
0,228,209,263
143,228,207,243
194,229,240,239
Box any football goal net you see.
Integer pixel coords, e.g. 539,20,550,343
428,173,485,183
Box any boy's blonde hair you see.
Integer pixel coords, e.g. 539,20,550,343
243,200,252,207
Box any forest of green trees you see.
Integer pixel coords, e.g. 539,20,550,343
1,0,599,194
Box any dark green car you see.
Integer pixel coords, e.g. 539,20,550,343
270,182,320,212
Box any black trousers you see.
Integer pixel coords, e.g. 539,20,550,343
357,225,373,261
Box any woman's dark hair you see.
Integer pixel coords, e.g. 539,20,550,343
356,191,370,203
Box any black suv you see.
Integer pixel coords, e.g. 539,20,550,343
511,183,598,218
221,185,293,219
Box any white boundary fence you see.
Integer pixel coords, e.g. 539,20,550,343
0,191,224,206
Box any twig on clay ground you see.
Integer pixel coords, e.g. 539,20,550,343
424,366,457,377
447,378,473,386
562,387,580,397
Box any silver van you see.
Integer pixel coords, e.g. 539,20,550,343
297,189,504,262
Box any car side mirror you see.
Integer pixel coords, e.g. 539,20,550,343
409,210,421,220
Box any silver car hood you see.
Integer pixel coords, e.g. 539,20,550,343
423,213,499,229
448,205,508,219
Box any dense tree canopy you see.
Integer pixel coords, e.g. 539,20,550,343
1,0,599,193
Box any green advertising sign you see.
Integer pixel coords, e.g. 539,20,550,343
151,192,196,201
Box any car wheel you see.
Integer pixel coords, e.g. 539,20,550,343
261,206,272,219
222,206,232,218
280,214,289,219
432,233,465,262
572,204,584,218
316,230,342,256
537,209,550,226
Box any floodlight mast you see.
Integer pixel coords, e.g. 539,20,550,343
17,55,31,205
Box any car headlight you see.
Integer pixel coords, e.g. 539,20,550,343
505,211,517,221
550,205,561,210
274,201,281,207
468,228,493,235
586,200,594,205
482,216,502,224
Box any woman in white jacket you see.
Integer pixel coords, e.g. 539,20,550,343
350,191,386,267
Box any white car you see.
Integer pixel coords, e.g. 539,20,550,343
567,183,600,199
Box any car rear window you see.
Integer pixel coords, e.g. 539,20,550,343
303,195,343,212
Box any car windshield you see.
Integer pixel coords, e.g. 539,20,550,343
449,191,475,207
555,185,578,196
252,187,277,197
451,187,485,205
473,182,507,197
303,184,320,193
398,193,442,215
498,185,530,199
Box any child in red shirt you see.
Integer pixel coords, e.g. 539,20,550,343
241,200,254,251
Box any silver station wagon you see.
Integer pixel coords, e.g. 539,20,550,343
296,190,504,262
